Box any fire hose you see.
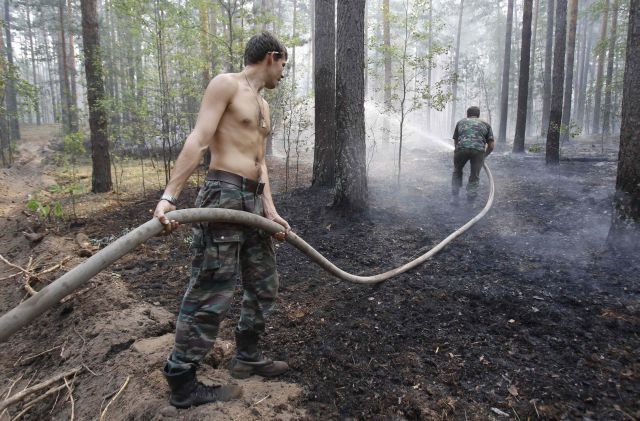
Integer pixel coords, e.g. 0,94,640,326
0,164,494,343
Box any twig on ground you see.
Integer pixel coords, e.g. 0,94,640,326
39,256,72,275
9,383,67,421
60,282,97,304
0,272,22,281
14,346,62,367
0,255,32,276
63,378,75,421
253,394,271,406
0,367,82,411
82,364,99,377
99,376,130,421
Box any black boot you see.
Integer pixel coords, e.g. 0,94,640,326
163,364,242,408
229,329,289,379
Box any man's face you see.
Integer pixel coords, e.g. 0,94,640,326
266,52,287,89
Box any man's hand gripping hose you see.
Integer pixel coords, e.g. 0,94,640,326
0,164,494,342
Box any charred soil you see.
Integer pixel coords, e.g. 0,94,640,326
0,131,638,420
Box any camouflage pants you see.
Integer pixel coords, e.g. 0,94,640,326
167,179,278,370
452,148,485,198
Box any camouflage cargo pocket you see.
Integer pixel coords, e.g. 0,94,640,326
193,232,240,288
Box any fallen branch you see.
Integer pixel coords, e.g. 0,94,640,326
14,345,63,367
99,376,130,421
60,282,98,304
0,255,32,277
63,378,75,421
0,367,82,411
10,383,67,421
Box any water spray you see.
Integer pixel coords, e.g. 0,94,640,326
0,164,494,343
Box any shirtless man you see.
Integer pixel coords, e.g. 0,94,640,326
153,32,290,408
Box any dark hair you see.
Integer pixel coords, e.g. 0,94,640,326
244,32,288,65
467,106,480,117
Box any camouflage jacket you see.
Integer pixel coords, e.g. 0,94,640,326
452,117,494,152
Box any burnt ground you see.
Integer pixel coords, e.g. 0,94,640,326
0,131,639,420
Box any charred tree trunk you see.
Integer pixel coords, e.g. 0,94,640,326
499,0,515,144
607,0,640,249
545,0,567,164
592,0,609,134
575,4,591,130
80,0,112,193
312,0,336,187
450,0,464,131
334,0,367,211
526,0,540,137
541,0,554,136
513,0,533,153
602,0,619,134
4,0,19,140
560,0,579,143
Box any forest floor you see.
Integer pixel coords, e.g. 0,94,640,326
0,125,638,420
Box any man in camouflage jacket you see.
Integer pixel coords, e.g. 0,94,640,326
452,106,495,202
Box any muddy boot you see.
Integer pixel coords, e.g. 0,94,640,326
163,364,242,408
229,330,289,379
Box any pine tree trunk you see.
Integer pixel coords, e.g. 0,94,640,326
514,0,533,152
450,0,464,131
81,0,112,193
592,0,609,134
498,0,515,144
42,26,58,124
66,0,79,132
312,0,336,187
25,0,41,126
560,0,579,143
383,0,391,108
334,0,367,211
426,0,433,129
4,0,20,140
541,0,554,136
602,0,619,134
545,0,567,164
607,0,640,248
199,4,210,90
526,0,540,137
0,24,11,166
575,5,590,130
58,0,73,134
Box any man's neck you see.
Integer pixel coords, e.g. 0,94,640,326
243,66,266,92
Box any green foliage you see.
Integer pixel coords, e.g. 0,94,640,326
64,131,86,157
528,144,543,153
26,197,64,221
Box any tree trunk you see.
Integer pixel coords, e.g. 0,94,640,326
58,0,73,134
4,0,19,140
592,0,609,134
541,0,554,136
499,0,515,144
545,0,567,164
25,0,41,126
575,4,590,130
383,0,391,108
199,4,210,90
81,0,112,193
513,0,533,153
602,0,619,134
312,0,336,187
0,24,11,166
607,0,640,249
334,0,367,211
450,0,464,131
426,0,433,129
66,0,79,132
42,26,58,125
526,0,540,137
560,0,579,143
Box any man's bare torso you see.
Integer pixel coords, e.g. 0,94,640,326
209,73,270,181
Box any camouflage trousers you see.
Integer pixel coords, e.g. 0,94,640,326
452,148,485,198
167,179,278,370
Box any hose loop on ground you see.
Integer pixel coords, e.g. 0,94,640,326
0,164,494,342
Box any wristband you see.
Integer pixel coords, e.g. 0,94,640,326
161,193,178,206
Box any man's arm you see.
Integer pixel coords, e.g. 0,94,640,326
260,159,290,241
485,124,495,157
154,74,236,234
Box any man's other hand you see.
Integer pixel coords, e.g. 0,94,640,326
154,200,179,236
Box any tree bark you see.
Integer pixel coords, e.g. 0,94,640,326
559,0,579,143
602,0,619,134
592,0,609,134
450,0,464,131
499,0,515,144
58,0,73,134
575,3,591,130
513,0,533,153
541,0,554,136
81,0,112,193
545,0,567,164
426,0,433,129
66,0,79,132
25,0,41,126
334,0,367,211
312,0,336,187
526,0,540,137
607,0,640,249
0,23,11,166
383,0,391,108
3,0,19,140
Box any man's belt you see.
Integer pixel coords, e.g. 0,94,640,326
206,169,265,195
